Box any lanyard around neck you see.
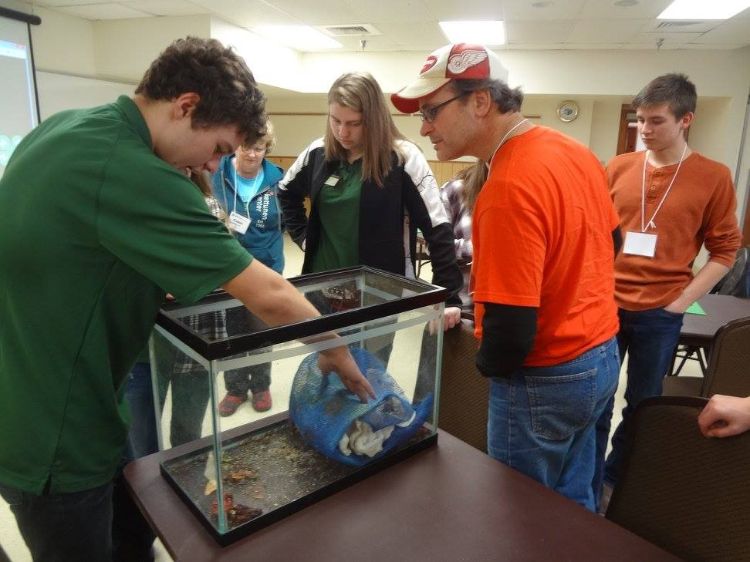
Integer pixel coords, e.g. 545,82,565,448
640,143,687,232
487,118,529,171
231,165,262,214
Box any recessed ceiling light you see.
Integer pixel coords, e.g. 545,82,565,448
439,21,506,46
658,0,750,20
614,0,638,7
252,25,342,51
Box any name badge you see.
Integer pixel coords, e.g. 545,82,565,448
623,231,657,258
228,211,251,235
324,175,340,187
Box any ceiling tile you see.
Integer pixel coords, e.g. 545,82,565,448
347,0,432,23
643,19,721,34
190,0,294,28
682,43,743,50
694,18,750,45
506,21,575,44
499,0,588,21
122,0,211,17
53,3,152,19
28,0,106,6
20,0,750,51
619,43,667,50
567,19,647,43
256,0,359,25
560,42,628,49
631,31,704,49
413,0,504,21
579,0,673,20
373,21,447,50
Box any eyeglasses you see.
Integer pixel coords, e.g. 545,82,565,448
239,144,267,154
416,93,466,123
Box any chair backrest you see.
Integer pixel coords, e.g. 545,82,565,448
715,246,750,297
437,317,489,452
606,396,750,561
702,316,750,397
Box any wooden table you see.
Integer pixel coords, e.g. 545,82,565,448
124,431,679,562
680,294,750,347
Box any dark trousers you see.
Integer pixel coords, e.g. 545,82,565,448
1,473,154,562
126,353,209,449
157,366,209,448
223,306,272,397
594,307,683,494
223,363,271,397
148,334,211,449
413,323,438,404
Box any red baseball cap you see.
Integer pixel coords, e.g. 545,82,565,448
391,43,509,114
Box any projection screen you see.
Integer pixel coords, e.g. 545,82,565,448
0,7,41,179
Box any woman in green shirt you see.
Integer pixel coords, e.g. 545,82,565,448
278,72,463,344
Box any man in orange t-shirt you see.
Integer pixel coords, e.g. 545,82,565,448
599,74,741,495
392,43,621,512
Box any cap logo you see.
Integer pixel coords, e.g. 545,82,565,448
420,55,438,75
447,50,488,76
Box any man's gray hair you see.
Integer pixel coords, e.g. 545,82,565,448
451,78,524,114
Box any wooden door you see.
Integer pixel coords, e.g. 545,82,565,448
616,105,638,155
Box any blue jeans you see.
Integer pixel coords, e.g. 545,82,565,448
488,337,619,512
600,307,683,488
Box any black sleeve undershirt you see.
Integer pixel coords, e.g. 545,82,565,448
612,226,623,256
476,303,537,378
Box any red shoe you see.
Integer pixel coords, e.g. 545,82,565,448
251,390,272,412
219,393,247,417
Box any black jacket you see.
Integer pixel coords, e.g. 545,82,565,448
278,138,462,306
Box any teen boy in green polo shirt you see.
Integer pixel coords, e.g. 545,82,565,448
0,37,373,561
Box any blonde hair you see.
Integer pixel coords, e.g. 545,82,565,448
189,168,213,197
458,161,488,211
187,169,230,228
324,72,405,187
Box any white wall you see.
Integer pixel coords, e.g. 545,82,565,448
265,94,328,156
307,49,750,161
590,98,627,165
267,93,635,166
35,71,134,120
92,15,210,82
690,98,732,162
29,6,96,77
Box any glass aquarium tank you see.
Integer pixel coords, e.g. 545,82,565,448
149,266,447,545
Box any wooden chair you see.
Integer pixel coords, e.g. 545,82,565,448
663,316,750,398
606,395,750,561
437,316,489,452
